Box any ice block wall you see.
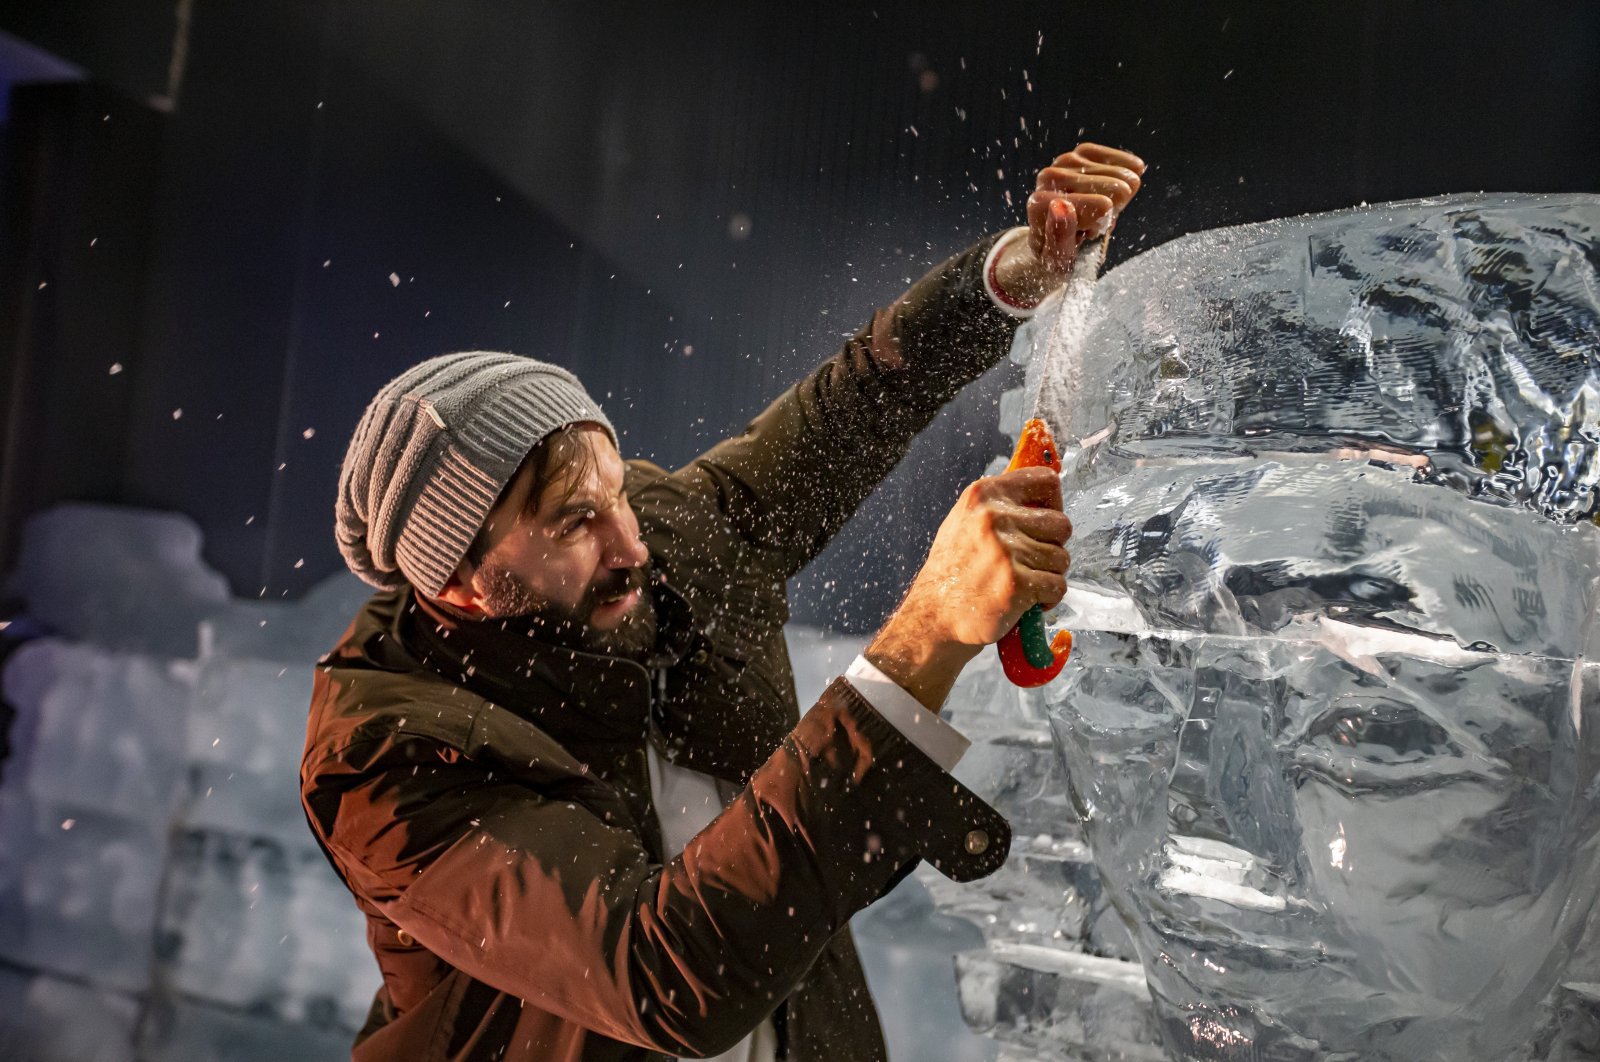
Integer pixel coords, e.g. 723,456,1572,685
0,505,382,1061
936,194,1600,1061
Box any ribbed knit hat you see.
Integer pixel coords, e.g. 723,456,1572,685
335,352,616,597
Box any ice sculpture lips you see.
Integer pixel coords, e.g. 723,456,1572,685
998,417,1074,687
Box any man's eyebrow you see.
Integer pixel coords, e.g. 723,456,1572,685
549,483,626,522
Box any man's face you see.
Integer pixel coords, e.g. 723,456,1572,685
443,425,656,658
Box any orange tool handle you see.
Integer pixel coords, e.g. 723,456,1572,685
998,418,1072,687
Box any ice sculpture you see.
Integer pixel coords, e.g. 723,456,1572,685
1022,194,1600,1060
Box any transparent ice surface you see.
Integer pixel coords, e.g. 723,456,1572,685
932,628,1151,1060
1026,194,1600,1060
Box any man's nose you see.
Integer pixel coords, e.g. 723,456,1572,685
602,516,649,570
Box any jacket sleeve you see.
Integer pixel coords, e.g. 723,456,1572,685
681,234,1019,578
309,679,1009,1058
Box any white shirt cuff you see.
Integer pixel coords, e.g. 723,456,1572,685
982,226,1039,319
843,655,970,771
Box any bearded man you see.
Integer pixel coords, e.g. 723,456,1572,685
302,143,1146,1062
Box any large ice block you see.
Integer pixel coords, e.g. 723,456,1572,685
4,504,231,657
928,637,1148,1062
3,639,191,818
0,966,139,1062
0,506,383,1057
155,828,376,1030
1028,194,1600,1060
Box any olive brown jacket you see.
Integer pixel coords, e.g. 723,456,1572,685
301,234,1020,1061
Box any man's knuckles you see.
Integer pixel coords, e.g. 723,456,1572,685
1000,507,1070,546
1059,143,1147,175
1037,169,1136,207
1039,543,1071,574
1015,565,1067,606
964,477,1000,505
1045,159,1143,190
1001,464,1061,490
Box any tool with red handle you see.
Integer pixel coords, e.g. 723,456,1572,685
997,418,1073,687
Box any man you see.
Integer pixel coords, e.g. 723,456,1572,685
302,142,1146,1062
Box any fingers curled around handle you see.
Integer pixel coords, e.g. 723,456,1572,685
1019,566,1068,611
1004,532,1070,576
995,464,1065,509
1056,142,1147,175
1004,505,1073,548
1036,167,1139,211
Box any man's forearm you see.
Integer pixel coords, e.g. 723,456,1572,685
863,606,979,715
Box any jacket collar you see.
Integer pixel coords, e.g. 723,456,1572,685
395,576,696,750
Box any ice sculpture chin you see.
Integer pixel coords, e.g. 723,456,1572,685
1026,194,1600,1061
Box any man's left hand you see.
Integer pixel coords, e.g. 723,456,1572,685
992,142,1147,307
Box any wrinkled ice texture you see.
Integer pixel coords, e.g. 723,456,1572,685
1023,195,1600,1060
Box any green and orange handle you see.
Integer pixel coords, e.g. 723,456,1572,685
997,418,1073,687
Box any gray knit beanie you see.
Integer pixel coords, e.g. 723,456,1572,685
335,351,616,597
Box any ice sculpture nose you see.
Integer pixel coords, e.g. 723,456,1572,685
1165,667,1301,886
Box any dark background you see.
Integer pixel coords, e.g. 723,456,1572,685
2,0,1597,631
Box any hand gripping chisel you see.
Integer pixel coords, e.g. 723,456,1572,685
996,417,1072,687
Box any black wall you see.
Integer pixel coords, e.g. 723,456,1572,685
0,81,163,570
3,1,1597,629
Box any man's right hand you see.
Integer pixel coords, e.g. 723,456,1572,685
864,466,1071,713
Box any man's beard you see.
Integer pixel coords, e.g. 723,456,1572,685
473,562,659,661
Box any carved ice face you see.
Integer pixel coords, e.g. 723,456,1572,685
1047,457,1600,1061
1022,193,1600,1060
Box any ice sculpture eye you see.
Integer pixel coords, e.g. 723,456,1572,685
1304,697,1456,764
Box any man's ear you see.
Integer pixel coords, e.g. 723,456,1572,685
434,559,483,614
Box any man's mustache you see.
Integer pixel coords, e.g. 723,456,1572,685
588,566,647,604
